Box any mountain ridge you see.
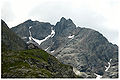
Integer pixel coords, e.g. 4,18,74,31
10,17,118,78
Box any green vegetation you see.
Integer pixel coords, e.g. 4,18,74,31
2,49,76,78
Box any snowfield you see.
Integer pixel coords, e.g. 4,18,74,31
28,26,55,45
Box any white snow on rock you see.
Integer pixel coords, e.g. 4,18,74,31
73,67,81,76
32,33,51,45
27,26,55,45
45,46,50,51
51,27,55,38
51,50,55,53
28,26,32,41
29,37,32,41
68,35,74,39
29,26,32,29
105,59,112,71
93,59,112,79
94,73,102,79
27,40,34,44
73,67,88,77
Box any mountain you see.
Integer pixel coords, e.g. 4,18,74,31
11,17,118,78
1,19,27,51
1,20,77,78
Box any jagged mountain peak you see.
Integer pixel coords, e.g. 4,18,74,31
55,17,76,27
60,17,66,22
53,17,76,36
24,19,32,23
67,18,73,23
59,17,73,24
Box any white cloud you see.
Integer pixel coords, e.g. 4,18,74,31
1,1,15,22
1,0,120,44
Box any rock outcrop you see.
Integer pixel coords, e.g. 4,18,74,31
1,19,27,51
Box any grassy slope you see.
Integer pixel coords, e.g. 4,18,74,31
2,49,76,78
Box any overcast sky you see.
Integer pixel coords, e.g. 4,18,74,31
1,0,120,44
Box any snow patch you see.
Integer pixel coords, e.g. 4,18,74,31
93,59,112,79
32,33,51,45
29,26,32,41
105,59,112,71
28,26,55,45
51,50,55,53
94,73,102,79
51,27,55,38
73,67,81,76
45,46,50,51
27,40,34,44
29,26,32,29
29,37,32,41
68,35,74,39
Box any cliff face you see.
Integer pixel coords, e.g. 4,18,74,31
11,19,53,42
56,28,118,78
10,17,118,78
1,20,27,51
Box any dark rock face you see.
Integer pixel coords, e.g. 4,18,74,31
53,17,76,36
27,43,39,49
11,17,118,78
47,17,76,51
11,19,53,41
11,19,32,39
56,28,118,77
1,19,27,51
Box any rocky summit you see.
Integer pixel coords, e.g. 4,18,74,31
9,17,119,78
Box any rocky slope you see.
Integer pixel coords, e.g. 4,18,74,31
1,20,77,78
56,28,118,78
1,19,27,51
11,17,118,78
2,49,76,78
